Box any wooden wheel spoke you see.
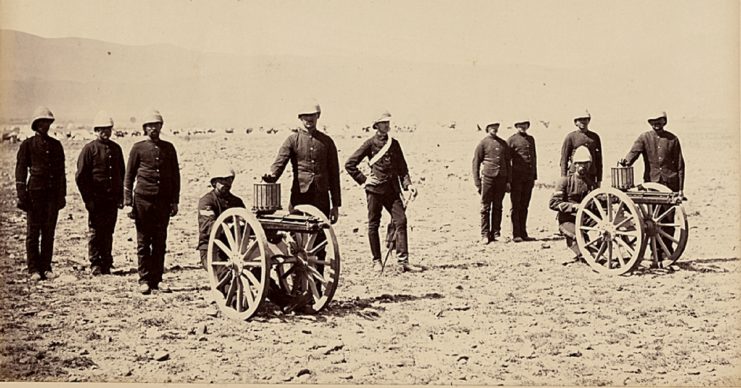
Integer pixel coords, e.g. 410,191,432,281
579,225,599,232
594,240,608,262
239,273,256,306
216,270,233,290
211,261,229,266
214,240,232,257
242,269,262,291
592,198,607,219
280,265,297,279
657,222,681,228
584,237,603,249
239,222,252,255
651,204,660,218
307,267,328,285
615,230,640,238
307,276,321,301
224,276,237,307
232,215,242,255
236,277,244,312
614,213,635,229
658,229,680,245
241,240,260,261
303,233,318,252
650,236,660,263
582,208,602,224
308,242,328,256
656,235,673,259
221,222,237,251
615,237,635,258
655,206,675,223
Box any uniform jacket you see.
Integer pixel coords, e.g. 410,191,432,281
15,133,66,205
124,138,180,206
507,131,538,181
472,134,511,189
549,174,596,224
345,133,412,194
197,190,245,251
624,129,685,191
560,129,603,181
269,129,341,207
76,138,125,205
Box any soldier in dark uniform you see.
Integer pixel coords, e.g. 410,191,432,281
507,118,537,242
75,111,125,276
123,110,180,295
15,106,66,281
262,103,341,222
472,120,511,245
619,110,685,257
560,110,603,186
345,112,422,273
197,160,245,270
549,147,596,261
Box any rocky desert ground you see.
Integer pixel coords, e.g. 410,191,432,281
1,119,739,385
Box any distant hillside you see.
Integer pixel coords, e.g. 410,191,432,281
0,29,734,128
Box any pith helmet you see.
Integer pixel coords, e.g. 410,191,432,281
372,111,392,127
572,146,592,163
575,109,591,120
92,111,114,129
141,110,164,127
482,120,501,130
31,106,55,130
514,118,530,126
297,102,321,117
209,160,236,181
648,110,667,121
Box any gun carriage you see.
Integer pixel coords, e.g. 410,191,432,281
206,183,340,320
575,166,689,275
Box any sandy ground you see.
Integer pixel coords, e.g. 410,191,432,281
1,120,739,385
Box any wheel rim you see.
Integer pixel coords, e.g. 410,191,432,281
271,205,340,313
207,208,269,320
632,183,689,268
576,188,646,275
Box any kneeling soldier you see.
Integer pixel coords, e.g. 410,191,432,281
549,147,596,261
345,111,422,273
197,160,245,270
75,111,125,275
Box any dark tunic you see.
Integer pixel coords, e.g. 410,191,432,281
16,134,66,204
197,190,245,251
623,129,685,191
124,138,180,205
345,133,412,194
76,138,125,205
507,131,537,181
472,134,511,189
560,129,603,181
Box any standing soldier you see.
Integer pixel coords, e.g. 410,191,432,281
560,110,603,186
549,147,596,261
262,103,341,222
507,118,537,242
15,106,66,281
75,111,125,276
472,120,511,245
345,112,422,273
619,111,685,196
197,160,245,270
123,110,180,295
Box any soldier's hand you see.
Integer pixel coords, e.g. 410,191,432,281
408,185,418,198
261,173,277,183
117,202,124,209
329,206,339,224
124,206,135,219
170,203,179,217
618,159,628,167
364,176,381,188
476,185,481,194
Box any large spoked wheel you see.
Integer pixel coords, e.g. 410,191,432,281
272,205,341,314
576,188,647,275
632,182,689,268
207,207,270,320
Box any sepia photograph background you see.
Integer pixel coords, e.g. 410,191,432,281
1,0,739,385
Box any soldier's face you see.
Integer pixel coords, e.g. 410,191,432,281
96,127,113,141
486,124,500,135
575,118,590,130
574,161,590,176
299,113,319,130
649,118,666,130
213,177,234,194
374,121,390,134
144,123,162,139
515,122,530,132
34,120,52,135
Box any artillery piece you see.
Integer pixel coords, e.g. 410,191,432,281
206,183,340,320
575,166,689,275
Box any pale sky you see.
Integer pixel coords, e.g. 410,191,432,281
1,0,737,68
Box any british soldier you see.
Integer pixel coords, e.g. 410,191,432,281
197,160,245,270
75,111,125,276
15,106,66,281
549,147,596,261
507,118,538,242
123,110,180,295
472,120,511,245
345,111,422,273
560,109,603,185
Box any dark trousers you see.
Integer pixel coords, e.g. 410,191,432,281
367,189,408,262
480,175,507,238
510,178,535,238
133,195,171,286
25,190,59,274
87,199,118,269
558,221,581,256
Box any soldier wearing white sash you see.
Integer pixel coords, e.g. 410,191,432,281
345,112,422,273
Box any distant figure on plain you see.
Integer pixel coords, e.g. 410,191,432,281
560,110,603,186
15,106,66,281
75,111,125,276
124,110,181,295
472,120,511,245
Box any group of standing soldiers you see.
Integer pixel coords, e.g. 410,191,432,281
15,103,685,292
473,109,686,262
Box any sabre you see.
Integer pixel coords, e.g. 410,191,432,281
380,188,417,274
